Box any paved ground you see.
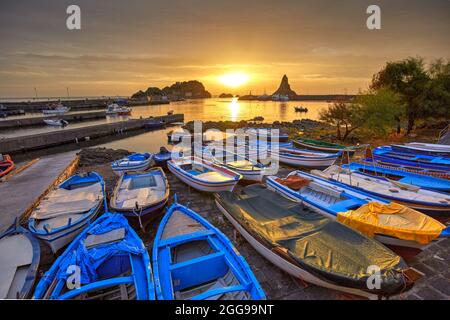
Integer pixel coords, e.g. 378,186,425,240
0,151,77,233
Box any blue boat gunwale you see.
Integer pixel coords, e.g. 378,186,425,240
168,158,242,185
152,199,265,300
0,222,41,299
28,171,107,236
33,212,155,300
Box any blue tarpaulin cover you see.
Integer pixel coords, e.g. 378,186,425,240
47,213,145,285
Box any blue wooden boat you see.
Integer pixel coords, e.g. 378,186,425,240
391,143,450,157
111,153,152,175
153,147,172,167
373,146,450,171
153,199,265,300
28,172,106,253
33,213,155,300
0,221,40,299
266,171,449,251
110,168,169,222
343,162,450,192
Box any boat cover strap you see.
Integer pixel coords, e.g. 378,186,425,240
337,202,445,244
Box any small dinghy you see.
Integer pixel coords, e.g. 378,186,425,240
33,213,155,300
391,142,450,157
43,119,68,126
215,185,413,299
373,146,450,171
313,165,450,216
0,222,40,299
196,145,267,182
28,172,106,253
154,147,172,167
276,143,341,167
343,162,450,193
153,200,265,300
168,156,242,192
144,119,165,130
293,138,357,155
110,168,169,223
266,171,448,252
0,154,14,178
111,153,152,175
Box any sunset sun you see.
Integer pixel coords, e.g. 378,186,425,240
218,72,249,88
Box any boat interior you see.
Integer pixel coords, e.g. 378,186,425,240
180,163,234,182
157,210,252,300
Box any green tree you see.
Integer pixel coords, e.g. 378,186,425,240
422,59,450,119
371,57,429,133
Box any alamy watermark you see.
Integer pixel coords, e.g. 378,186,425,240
66,5,81,30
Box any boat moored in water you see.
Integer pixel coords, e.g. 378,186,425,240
28,172,106,253
42,103,70,115
168,156,242,192
111,153,152,175
153,200,265,300
33,213,155,300
106,103,131,115
215,184,414,299
43,119,69,126
0,222,40,299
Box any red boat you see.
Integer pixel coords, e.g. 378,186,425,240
0,154,14,178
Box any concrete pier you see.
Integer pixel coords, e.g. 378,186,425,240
0,113,184,154
0,152,78,233
0,110,107,130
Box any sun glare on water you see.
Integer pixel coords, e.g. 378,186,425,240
219,72,249,88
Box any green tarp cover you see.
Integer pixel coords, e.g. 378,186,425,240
216,185,409,295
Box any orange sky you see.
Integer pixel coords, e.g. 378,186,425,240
0,0,449,98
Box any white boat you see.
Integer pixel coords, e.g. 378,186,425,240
312,165,450,216
391,142,450,156
42,104,70,115
106,103,131,115
43,119,68,126
266,170,448,252
111,153,152,176
276,144,341,167
195,145,266,182
168,156,242,192
28,172,106,253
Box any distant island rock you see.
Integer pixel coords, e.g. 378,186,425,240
131,80,211,101
272,74,297,98
219,93,234,98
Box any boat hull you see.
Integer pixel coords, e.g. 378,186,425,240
293,139,356,155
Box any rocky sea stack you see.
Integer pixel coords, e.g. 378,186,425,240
272,74,298,98
131,80,211,100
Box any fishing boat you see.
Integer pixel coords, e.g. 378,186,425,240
343,162,450,193
0,222,40,299
33,213,155,300
373,146,450,171
276,143,341,167
167,110,174,115
110,168,169,223
168,156,242,192
246,128,289,142
111,153,152,175
294,106,308,112
311,165,450,216
42,103,70,115
153,200,265,300
215,184,414,299
363,148,450,180
154,147,172,167
0,154,14,178
106,103,131,115
293,138,357,155
43,119,68,126
266,171,448,251
28,172,106,253
391,142,450,156
196,145,266,182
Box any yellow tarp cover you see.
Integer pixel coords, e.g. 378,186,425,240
337,202,445,244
